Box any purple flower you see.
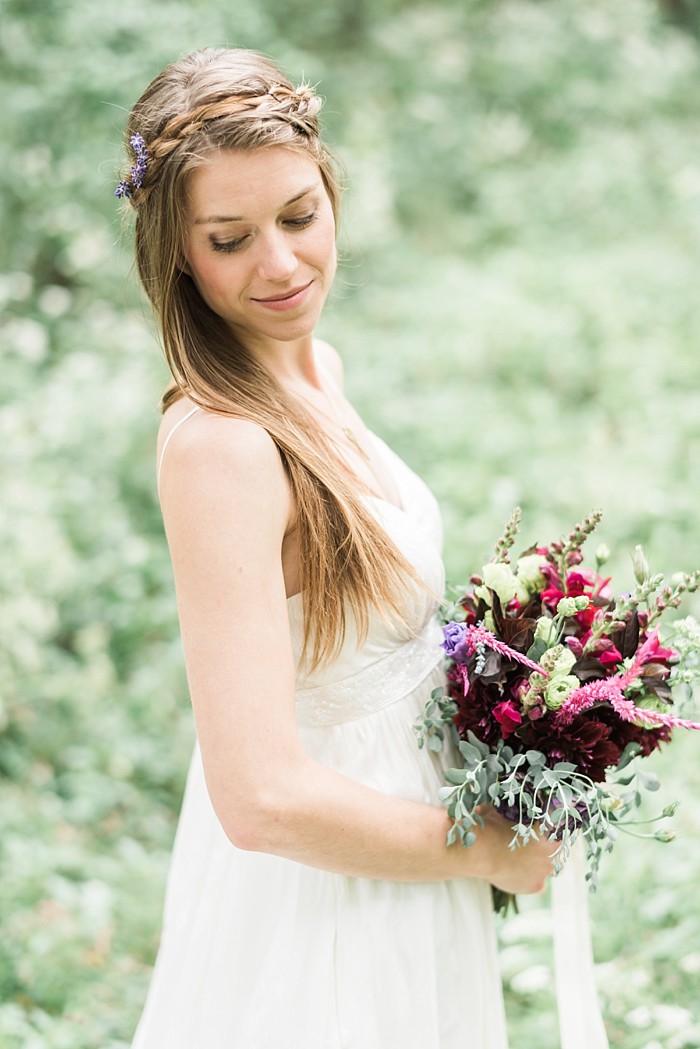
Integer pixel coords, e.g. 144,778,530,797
115,133,148,199
442,621,467,658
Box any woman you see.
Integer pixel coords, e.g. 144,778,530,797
117,47,556,1049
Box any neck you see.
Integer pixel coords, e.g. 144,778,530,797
241,330,325,393
237,327,321,390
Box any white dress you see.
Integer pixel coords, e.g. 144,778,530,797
132,415,509,1049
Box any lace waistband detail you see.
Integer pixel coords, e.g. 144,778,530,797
295,619,445,727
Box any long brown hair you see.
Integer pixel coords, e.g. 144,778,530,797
117,48,422,669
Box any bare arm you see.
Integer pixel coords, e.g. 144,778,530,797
159,414,555,892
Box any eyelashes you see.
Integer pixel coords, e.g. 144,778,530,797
211,211,318,254
284,212,318,230
211,235,248,254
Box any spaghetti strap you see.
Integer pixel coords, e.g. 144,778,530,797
157,406,202,489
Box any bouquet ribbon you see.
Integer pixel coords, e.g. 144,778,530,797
551,841,609,1049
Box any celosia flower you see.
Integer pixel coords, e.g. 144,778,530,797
450,623,548,675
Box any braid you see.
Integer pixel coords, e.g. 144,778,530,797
117,81,323,207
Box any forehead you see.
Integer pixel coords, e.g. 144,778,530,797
186,146,324,223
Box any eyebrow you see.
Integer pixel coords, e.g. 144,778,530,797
194,184,320,226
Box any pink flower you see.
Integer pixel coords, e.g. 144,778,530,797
556,676,700,733
493,701,522,738
542,586,565,610
455,663,470,697
566,569,595,595
593,575,614,602
564,636,584,659
597,643,623,667
619,628,675,687
634,632,676,666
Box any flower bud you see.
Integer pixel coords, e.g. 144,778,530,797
662,802,680,819
633,545,650,585
534,616,558,646
599,795,624,813
595,544,611,567
556,596,585,618
655,829,676,843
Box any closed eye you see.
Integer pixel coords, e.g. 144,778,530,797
211,234,249,254
210,211,318,254
284,211,317,230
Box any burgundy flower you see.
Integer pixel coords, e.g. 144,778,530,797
525,715,622,782
566,569,594,595
595,706,671,758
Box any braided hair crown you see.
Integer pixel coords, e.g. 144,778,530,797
117,48,330,208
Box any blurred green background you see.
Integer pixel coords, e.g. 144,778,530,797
2,0,700,1045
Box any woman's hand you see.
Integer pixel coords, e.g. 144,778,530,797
478,807,558,896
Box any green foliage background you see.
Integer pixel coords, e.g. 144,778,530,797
2,0,700,1045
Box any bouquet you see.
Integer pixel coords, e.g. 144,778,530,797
416,509,700,913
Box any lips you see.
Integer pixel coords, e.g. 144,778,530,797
251,281,313,311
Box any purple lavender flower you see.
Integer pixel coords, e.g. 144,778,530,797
115,133,148,199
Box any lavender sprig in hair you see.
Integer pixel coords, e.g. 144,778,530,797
115,133,148,199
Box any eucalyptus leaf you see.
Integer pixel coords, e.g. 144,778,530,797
459,741,484,764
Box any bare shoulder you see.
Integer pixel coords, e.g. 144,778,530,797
314,338,345,389
158,401,292,533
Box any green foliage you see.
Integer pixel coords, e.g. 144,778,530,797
2,0,700,1046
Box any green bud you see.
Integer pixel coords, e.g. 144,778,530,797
633,545,650,585
662,802,680,819
556,596,587,616
599,795,624,813
595,544,611,567
655,829,676,843
534,616,558,646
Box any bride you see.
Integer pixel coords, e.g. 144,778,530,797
116,46,556,1048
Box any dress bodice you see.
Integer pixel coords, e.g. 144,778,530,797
289,432,447,727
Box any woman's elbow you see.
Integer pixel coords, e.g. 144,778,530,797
216,784,300,853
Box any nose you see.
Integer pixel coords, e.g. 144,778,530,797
255,228,298,283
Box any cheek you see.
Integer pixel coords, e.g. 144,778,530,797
315,218,337,270
187,253,236,309
187,260,218,307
